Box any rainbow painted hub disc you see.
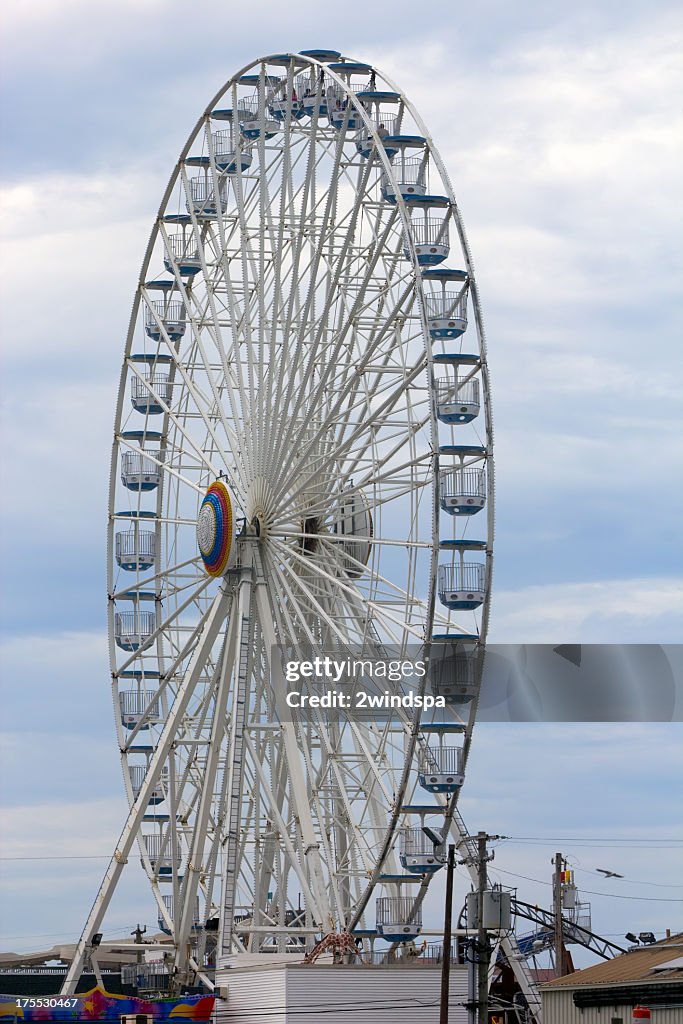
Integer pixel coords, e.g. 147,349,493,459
197,480,234,577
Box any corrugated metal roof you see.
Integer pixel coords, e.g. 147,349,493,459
542,934,683,989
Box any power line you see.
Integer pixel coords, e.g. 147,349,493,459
0,926,137,942
502,835,683,844
0,855,111,861
492,867,683,901
211,1005,459,1019
503,842,683,849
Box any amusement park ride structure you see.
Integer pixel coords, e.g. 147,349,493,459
45,48,561,1019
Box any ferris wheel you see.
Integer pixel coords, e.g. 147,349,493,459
62,50,500,994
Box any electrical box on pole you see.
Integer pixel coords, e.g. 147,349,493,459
466,890,511,931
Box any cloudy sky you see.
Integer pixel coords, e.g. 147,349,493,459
1,0,682,969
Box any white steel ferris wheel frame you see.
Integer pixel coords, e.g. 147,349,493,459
60,49,517,1004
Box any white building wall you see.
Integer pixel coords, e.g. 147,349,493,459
216,963,468,1023
542,989,683,1024
217,967,285,1024
286,965,468,1023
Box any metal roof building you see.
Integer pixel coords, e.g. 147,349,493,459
541,933,683,1024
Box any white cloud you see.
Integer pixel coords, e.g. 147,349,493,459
489,577,683,643
0,173,154,241
1,1,681,965
0,630,106,681
0,800,159,953
374,19,683,332
0,798,125,859
0,380,114,525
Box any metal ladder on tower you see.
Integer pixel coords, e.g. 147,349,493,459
220,571,254,957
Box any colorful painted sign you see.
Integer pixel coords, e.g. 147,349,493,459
0,987,215,1021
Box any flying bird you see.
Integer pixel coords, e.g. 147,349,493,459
596,868,624,878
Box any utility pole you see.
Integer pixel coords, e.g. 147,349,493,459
553,852,566,978
476,832,491,1024
461,832,498,1024
440,844,456,1024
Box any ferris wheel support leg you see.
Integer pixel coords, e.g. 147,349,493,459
252,564,335,938
175,588,241,981
90,955,103,989
217,570,256,957
59,587,233,995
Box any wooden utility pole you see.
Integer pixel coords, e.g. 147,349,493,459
476,832,490,1024
440,844,456,1024
553,852,566,978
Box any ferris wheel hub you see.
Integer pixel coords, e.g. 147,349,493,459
197,479,235,577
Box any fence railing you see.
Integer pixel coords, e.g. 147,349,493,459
114,609,157,641
383,156,424,186
400,826,442,857
121,449,164,476
145,299,184,325
131,374,173,403
425,292,467,320
141,833,182,869
440,467,486,499
409,216,448,245
356,114,399,137
129,764,168,798
419,744,463,776
118,689,160,718
437,379,479,408
376,896,422,928
115,528,156,561
438,562,486,593
165,233,200,260
189,176,229,209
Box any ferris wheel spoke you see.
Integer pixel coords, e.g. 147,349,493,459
276,284,422,483
343,410,432,496
288,335,427,489
116,434,206,497
318,537,426,609
113,573,215,675
128,328,245,496
177,169,256,488
270,529,431,551
224,141,259,480
263,551,317,646
268,537,427,644
269,548,368,645
270,363,430,516
316,280,420,423
320,548,427,645
269,194,399,484
111,556,202,601
264,140,374,480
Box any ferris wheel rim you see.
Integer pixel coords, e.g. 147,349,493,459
101,49,493,976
